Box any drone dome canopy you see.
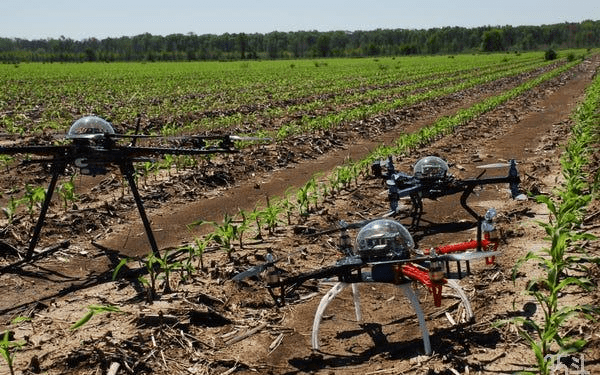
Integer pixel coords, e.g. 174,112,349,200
356,219,414,261
413,156,449,179
67,116,115,139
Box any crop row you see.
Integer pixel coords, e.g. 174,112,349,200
504,60,600,374
0,52,574,137
183,56,552,134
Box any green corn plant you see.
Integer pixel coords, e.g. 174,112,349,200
189,214,239,260
22,184,46,219
0,331,24,375
112,257,131,281
336,166,353,189
279,188,297,225
296,184,310,216
139,161,155,186
262,196,284,235
153,249,182,293
1,196,20,224
70,305,124,330
138,252,161,302
305,176,319,211
160,154,175,176
350,161,366,187
319,182,330,201
0,155,13,172
247,205,265,240
505,193,596,374
193,235,211,271
56,176,77,211
500,73,600,374
179,244,196,280
235,209,251,248
327,168,342,193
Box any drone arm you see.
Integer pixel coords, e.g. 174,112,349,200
0,145,71,157
267,261,363,305
459,160,520,197
400,263,445,307
122,146,239,157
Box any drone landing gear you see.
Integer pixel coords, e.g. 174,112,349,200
3,160,162,273
311,279,473,356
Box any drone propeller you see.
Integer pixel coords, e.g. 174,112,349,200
310,215,396,237
107,133,271,142
368,249,499,266
476,162,511,169
231,262,273,282
232,249,302,282
441,250,500,261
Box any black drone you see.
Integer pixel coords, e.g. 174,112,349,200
0,116,264,271
372,155,522,229
233,215,501,354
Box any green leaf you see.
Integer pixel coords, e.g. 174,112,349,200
70,310,94,330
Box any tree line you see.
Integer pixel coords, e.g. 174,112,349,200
1,20,598,63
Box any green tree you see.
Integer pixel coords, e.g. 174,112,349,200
481,28,505,52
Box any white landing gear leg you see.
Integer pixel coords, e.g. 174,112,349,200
399,283,431,355
311,282,432,355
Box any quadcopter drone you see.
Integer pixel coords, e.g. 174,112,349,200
372,155,521,240
0,115,265,271
233,212,500,354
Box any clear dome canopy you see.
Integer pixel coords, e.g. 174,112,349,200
67,116,114,139
413,156,449,179
355,219,414,261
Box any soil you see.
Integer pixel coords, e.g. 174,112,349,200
1,56,599,375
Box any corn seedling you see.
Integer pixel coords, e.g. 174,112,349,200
112,257,132,280
189,214,239,260
0,155,13,172
70,304,124,330
296,184,310,216
154,249,182,293
247,205,265,240
193,235,211,271
1,196,20,224
179,244,196,280
56,176,77,211
139,252,161,302
305,176,319,211
505,193,596,374
280,189,297,225
22,184,46,219
262,196,284,235
235,209,251,248
0,331,24,375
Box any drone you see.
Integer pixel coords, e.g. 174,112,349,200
372,155,522,239
0,115,265,270
233,213,500,355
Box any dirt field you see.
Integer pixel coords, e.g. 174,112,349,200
1,55,599,375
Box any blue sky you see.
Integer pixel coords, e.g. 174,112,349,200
2,0,598,40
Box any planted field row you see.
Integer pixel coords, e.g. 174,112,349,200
503,62,600,375
0,52,580,137
181,56,553,135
